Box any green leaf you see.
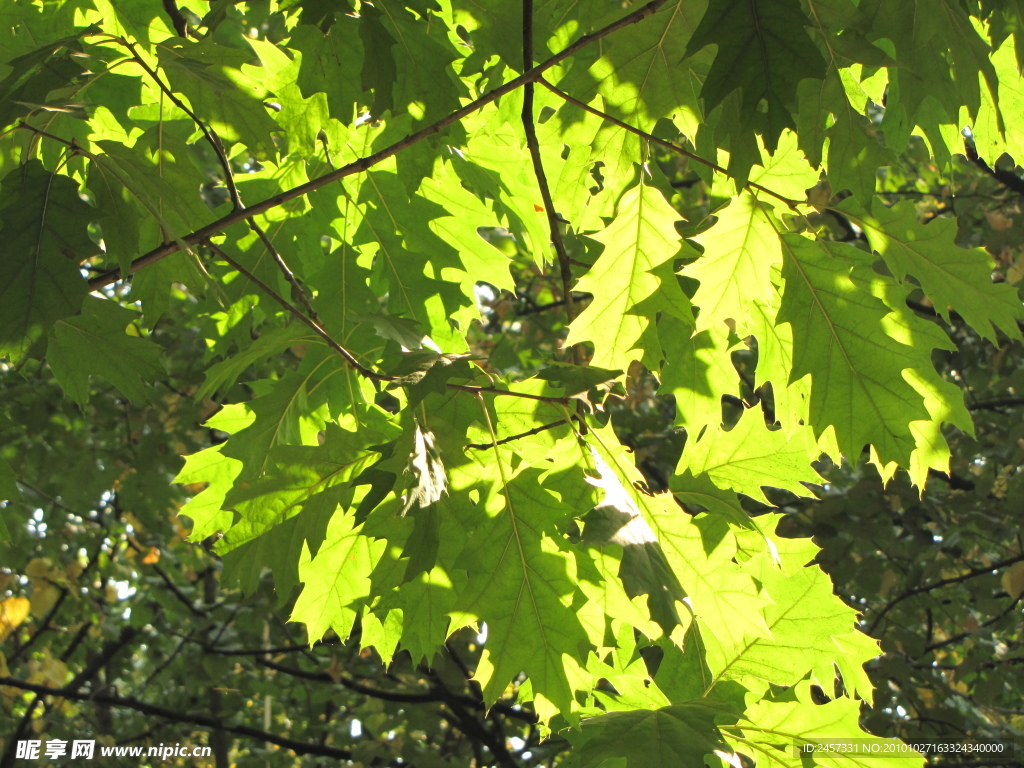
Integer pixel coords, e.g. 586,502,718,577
567,182,695,370
158,38,280,158
679,411,822,504
685,0,826,149
688,190,781,337
705,526,879,693
775,235,932,466
659,320,742,433
827,108,897,202
846,198,1024,342
47,297,163,407
0,161,90,361
0,31,92,130
733,682,912,768
292,508,387,642
568,0,708,137
573,700,734,768
454,470,592,722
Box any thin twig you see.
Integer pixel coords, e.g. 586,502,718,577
867,552,1024,634
0,676,354,760
204,240,389,380
87,0,671,290
466,419,565,450
520,0,580,362
119,38,242,208
537,78,806,209
206,241,573,405
966,396,1024,411
119,40,319,318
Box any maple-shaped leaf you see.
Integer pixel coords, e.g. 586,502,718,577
685,0,826,149
565,0,708,136
393,567,465,664
572,700,735,768
220,422,385,562
971,36,1024,163
358,3,464,124
47,297,163,407
775,235,931,466
679,410,822,504
290,17,366,125
827,108,898,202
705,524,880,694
645,506,772,655
688,190,781,337
582,442,686,635
658,318,743,433
0,161,90,362
844,198,1024,343
176,446,243,543
158,38,280,158
744,130,820,201
0,31,92,130
732,682,912,768
246,38,330,156
567,182,695,370
291,508,386,642
219,350,347,482
451,468,591,721
670,470,751,529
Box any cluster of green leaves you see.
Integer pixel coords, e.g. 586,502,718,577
2,0,1024,764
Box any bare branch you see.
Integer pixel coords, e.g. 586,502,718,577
0,676,353,760
867,552,1024,634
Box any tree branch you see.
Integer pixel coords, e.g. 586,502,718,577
537,78,806,209
515,292,593,316
966,396,1024,411
0,676,353,760
964,139,1024,197
87,0,670,291
521,0,579,363
466,419,566,450
118,39,319,319
255,658,440,704
204,240,386,381
867,552,1024,634
207,241,574,405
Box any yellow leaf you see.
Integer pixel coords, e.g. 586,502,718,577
1001,561,1024,600
0,597,30,642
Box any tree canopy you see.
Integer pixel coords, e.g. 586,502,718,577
2,0,1024,766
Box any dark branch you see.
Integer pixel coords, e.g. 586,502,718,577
537,78,805,208
205,240,386,381
466,419,566,450
868,552,1024,634
966,396,1024,411
515,292,593,316
255,658,440,704
0,676,353,759
87,0,671,291
964,139,1024,197
521,0,579,364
